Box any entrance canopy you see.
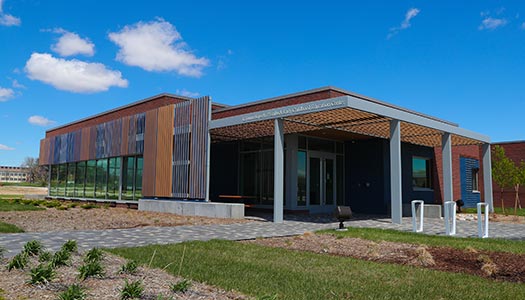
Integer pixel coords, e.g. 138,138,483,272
209,95,489,146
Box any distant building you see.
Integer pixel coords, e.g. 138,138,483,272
0,166,29,183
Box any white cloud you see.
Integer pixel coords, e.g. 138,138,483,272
0,87,14,101
0,0,20,26
388,8,420,39
24,53,128,93
28,115,56,126
0,143,15,151
108,19,209,77
11,79,25,89
479,17,507,30
51,29,95,57
176,89,199,98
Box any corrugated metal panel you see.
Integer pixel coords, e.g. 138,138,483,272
89,126,97,160
142,109,158,197
172,101,191,198
460,157,481,208
189,96,210,199
39,139,49,165
155,105,174,197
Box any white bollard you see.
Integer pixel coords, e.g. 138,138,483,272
477,202,489,238
444,201,457,236
411,200,424,232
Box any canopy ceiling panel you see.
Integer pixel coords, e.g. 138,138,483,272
210,105,483,147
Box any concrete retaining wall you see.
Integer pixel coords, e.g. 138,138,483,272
138,199,245,219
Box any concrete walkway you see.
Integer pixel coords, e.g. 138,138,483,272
1,216,524,258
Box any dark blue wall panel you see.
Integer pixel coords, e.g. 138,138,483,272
460,157,481,208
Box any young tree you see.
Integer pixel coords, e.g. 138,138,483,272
514,161,525,214
491,146,514,214
21,157,48,186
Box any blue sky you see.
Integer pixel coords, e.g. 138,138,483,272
1,0,524,166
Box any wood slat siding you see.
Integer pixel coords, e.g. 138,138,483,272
173,101,192,198
142,109,159,197
189,96,210,199
121,116,130,156
155,105,175,197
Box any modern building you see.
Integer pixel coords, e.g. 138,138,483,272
39,86,493,223
0,166,29,183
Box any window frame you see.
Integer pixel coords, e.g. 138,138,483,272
412,156,433,191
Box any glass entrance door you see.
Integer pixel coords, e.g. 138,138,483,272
308,152,336,213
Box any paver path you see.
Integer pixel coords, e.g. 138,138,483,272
1,216,524,258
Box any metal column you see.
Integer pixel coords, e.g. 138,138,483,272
442,133,453,203
274,118,284,223
482,143,494,212
390,119,402,224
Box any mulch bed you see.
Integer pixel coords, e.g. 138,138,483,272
245,233,525,283
0,251,248,300
0,206,251,232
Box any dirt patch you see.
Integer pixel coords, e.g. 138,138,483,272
458,213,525,224
0,207,251,232
0,251,248,300
0,185,48,196
245,234,525,283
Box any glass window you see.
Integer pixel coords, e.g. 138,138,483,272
57,164,67,196
66,163,75,197
134,157,143,200
297,151,307,206
122,157,135,200
412,157,432,189
472,168,480,192
336,155,344,205
107,157,121,199
75,161,86,198
85,160,96,198
95,159,108,199
50,165,58,196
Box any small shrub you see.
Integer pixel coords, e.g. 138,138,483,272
170,279,191,293
51,249,72,268
81,203,98,210
78,261,104,280
28,263,56,284
42,201,61,208
465,246,478,254
412,246,435,267
102,203,111,209
477,254,498,276
57,206,69,210
118,260,138,275
61,240,78,254
68,203,78,209
58,284,87,300
23,240,43,256
84,248,103,263
120,279,144,300
0,246,5,259
7,252,28,271
39,251,53,262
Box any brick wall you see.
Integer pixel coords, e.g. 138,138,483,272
433,144,483,204
491,141,525,208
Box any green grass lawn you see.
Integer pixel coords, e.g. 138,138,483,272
463,207,525,217
0,199,45,212
321,227,525,254
109,240,525,300
0,182,46,187
0,221,24,233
